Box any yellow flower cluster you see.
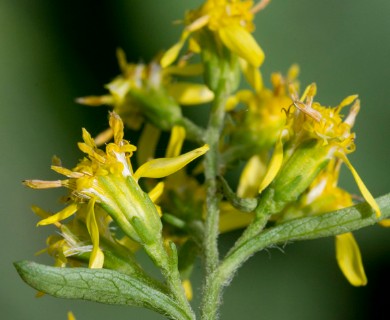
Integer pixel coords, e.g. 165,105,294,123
25,113,208,269
22,1,383,302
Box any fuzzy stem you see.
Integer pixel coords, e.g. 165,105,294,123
200,79,229,319
145,241,196,320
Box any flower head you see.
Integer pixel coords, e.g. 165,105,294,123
24,112,209,268
161,0,265,68
226,65,299,161
77,49,213,136
256,84,380,217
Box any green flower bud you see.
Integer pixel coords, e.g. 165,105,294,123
128,86,182,131
268,139,330,213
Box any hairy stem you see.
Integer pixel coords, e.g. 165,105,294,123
201,79,229,319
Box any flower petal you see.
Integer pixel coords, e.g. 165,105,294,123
167,82,214,105
182,279,193,301
335,233,367,286
219,202,254,233
31,206,62,229
166,126,186,158
239,58,263,92
258,131,285,193
148,182,165,203
37,203,78,226
218,25,264,67
86,198,104,269
23,179,62,189
165,63,204,76
379,219,390,227
109,112,125,144
237,155,266,198
94,127,114,146
134,145,209,180
67,311,76,320
136,123,161,166
160,31,189,68
339,153,381,217
338,94,358,109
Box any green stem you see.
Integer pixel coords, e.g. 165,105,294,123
203,80,229,273
178,117,206,144
145,241,196,320
225,190,273,257
200,79,229,320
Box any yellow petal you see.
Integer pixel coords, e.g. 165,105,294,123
237,155,266,198
339,153,381,217
148,182,165,203
225,95,239,111
31,205,51,219
379,219,390,227
134,145,209,180
300,83,317,101
67,311,76,320
165,63,203,76
167,82,214,105
335,233,367,286
166,126,186,158
23,179,62,189
75,95,114,106
116,47,128,74
81,127,97,148
258,132,285,193
37,203,78,226
78,142,106,163
94,127,114,146
338,94,358,109
109,112,125,144
186,14,210,32
287,64,300,81
86,198,104,269
105,77,131,102
51,166,83,178
136,123,161,166
239,58,263,92
160,31,189,68
31,206,63,229
182,280,193,301
218,25,264,67
188,38,201,53
219,202,254,233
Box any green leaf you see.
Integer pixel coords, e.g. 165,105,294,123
261,193,390,243
222,193,390,278
14,261,192,320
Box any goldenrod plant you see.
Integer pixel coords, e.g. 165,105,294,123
15,1,390,319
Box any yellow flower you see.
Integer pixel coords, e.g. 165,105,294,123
161,0,265,68
257,84,380,217
77,49,213,138
24,112,209,267
226,65,298,161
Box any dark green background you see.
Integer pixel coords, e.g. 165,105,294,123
1,1,389,319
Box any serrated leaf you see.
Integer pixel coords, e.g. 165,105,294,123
14,261,192,320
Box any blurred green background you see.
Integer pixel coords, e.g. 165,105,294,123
1,1,389,319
